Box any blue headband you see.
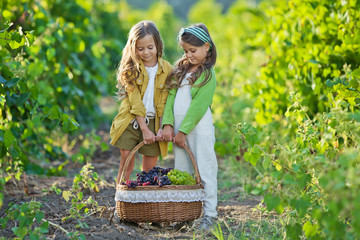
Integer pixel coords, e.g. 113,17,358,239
178,26,213,49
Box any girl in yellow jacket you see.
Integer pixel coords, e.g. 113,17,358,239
110,21,172,184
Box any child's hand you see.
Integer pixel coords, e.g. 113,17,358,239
155,128,163,142
142,128,156,145
162,125,174,142
136,116,156,144
174,131,186,148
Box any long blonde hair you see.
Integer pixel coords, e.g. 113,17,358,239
116,21,163,98
166,23,216,89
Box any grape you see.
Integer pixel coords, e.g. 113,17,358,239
121,166,173,188
167,169,196,185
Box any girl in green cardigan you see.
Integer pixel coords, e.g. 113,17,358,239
162,23,218,230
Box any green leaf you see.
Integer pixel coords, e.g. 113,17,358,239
26,32,36,45
0,32,7,46
40,221,49,233
46,48,56,60
62,190,71,202
245,127,258,147
100,142,109,151
283,174,296,185
0,143,6,158
303,221,317,238
12,226,27,238
77,191,83,200
296,173,311,189
35,211,44,223
1,65,13,80
352,67,360,77
16,92,31,105
11,31,22,43
0,74,6,84
286,223,302,240
9,37,25,49
43,106,60,120
290,198,310,218
4,129,15,148
0,217,7,228
350,111,360,122
264,194,284,214
325,79,334,87
262,155,271,169
8,145,20,158
244,150,260,166
5,77,21,88
6,92,20,106
29,233,40,240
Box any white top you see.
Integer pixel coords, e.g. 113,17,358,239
174,73,192,115
143,63,158,117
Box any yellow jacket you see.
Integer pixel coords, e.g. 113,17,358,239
110,58,173,157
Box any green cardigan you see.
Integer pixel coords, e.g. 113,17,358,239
162,68,216,134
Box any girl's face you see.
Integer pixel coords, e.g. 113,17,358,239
136,34,157,67
179,40,209,69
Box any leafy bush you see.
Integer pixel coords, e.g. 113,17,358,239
236,0,360,238
0,201,49,239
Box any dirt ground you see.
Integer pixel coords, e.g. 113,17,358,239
0,135,265,239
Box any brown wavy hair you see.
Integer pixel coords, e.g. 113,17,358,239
116,21,164,99
166,23,216,89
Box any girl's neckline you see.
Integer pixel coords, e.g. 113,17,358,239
144,62,158,68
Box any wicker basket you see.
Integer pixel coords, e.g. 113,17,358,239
115,141,204,223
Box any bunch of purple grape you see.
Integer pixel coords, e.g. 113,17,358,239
121,166,173,188
122,180,138,188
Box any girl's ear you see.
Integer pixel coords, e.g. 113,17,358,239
204,42,210,52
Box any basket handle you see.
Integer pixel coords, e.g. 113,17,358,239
119,141,202,185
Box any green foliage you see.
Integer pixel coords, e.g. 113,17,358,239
62,163,101,220
0,201,49,240
233,0,360,239
188,0,269,156
0,1,123,172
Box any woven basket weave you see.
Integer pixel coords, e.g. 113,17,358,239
115,141,204,223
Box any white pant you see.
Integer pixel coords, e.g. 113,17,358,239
174,109,218,218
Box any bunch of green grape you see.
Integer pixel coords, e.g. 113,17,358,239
167,169,196,185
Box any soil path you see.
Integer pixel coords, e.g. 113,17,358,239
1,131,264,239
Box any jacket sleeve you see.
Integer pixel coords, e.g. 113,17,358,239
126,83,146,117
161,88,177,127
179,71,216,134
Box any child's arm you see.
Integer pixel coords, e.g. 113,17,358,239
161,88,176,128
136,116,156,144
126,83,155,144
161,87,176,142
